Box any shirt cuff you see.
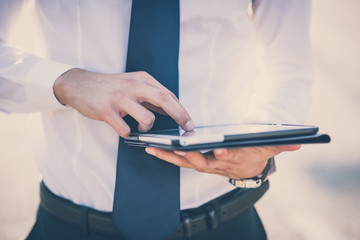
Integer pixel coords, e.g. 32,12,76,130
257,156,276,179
264,152,287,180
24,59,76,110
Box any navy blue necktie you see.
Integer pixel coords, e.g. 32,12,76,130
112,0,180,239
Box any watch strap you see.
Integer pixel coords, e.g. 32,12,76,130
229,157,275,189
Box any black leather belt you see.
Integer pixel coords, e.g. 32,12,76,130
40,181,269,239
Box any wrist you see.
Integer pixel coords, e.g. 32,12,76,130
229,157,275,189
53,68,82,106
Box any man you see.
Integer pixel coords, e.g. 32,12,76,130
0,0,313,239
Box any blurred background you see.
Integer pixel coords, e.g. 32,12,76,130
1,0,359,239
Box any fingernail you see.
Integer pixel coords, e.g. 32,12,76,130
214,149,223,155
185,120,195,131
174,150,186,156
145,147,156,156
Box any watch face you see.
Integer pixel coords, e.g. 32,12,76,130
229,156,274,189
229,178,263,189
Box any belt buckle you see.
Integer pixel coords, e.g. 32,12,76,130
181,205,220,239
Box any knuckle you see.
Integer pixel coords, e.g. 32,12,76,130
166,90,177,100
194,162,209,173
169,91,177,98
136,71,151,80
97,104,113,119
157,90,172,102
121,77,143,91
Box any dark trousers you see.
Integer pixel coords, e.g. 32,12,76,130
26,204,266,240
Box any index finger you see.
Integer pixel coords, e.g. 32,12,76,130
250,145,302,156
138,87,195,131
276,145,302,152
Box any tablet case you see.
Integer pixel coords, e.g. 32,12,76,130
124,133,330,151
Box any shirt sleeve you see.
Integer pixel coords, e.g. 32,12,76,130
245,0,314,124
0,1,76,113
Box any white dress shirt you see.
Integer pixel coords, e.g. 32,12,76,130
0,0,313,212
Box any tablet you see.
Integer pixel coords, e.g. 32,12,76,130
124,123,331,151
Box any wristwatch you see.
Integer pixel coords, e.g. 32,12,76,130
229,157,274,189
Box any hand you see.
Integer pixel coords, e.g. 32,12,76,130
53,69,194,137
145,145,301,179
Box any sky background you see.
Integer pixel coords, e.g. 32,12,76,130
1,0,359,239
